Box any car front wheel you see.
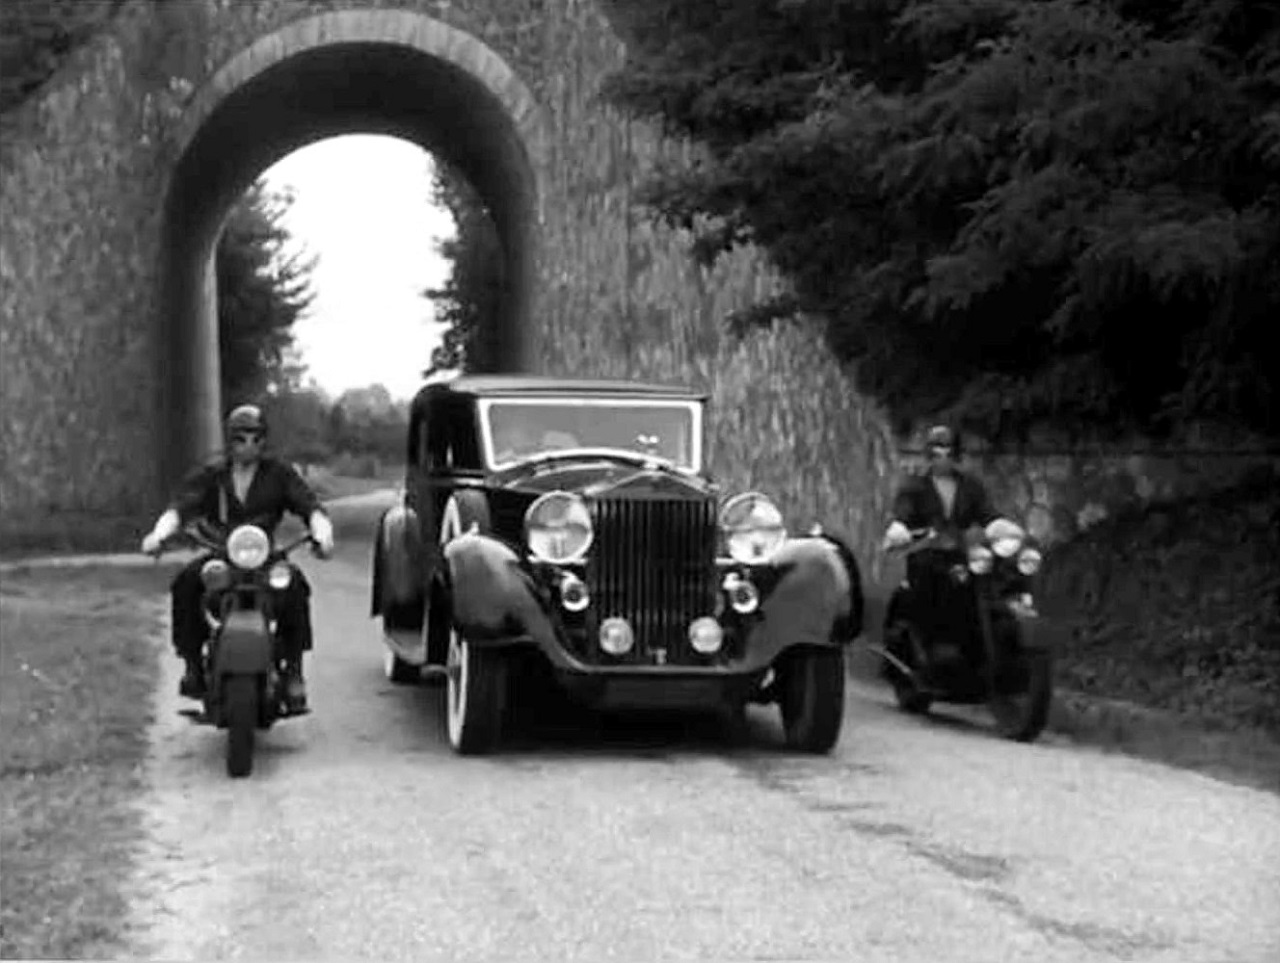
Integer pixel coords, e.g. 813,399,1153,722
444,624,507,755
779,647,846,753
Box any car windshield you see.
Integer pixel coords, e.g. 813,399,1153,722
480,397,701,470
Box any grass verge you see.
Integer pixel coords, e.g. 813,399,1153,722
0,562,178,960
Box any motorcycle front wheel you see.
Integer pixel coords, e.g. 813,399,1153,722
223,674,259,777
989,648,1053,742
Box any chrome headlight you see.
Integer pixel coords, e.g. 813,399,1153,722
720,492,787,563
985,518,1025,558
525,491,594,564
688,617,724,654
267,562,293,590
1016,547,1043,576
199,558,232,591
967,545,994,574
227,525,271,570
599,617,635,656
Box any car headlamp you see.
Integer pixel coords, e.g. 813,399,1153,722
1016,547,1043,576
227,525,271,570
720,492,787,563
967,545,994,574
524,491,594,564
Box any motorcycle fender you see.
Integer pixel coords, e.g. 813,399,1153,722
748,537,860,653
214,609,274,675
444,531,555,646
1001,596,1048,650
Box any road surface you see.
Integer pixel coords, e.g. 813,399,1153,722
123,497,1280,962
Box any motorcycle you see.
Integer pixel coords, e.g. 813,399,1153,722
874,517,1054,742
156,518,318,777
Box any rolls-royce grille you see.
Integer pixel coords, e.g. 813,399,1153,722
586,496,719,660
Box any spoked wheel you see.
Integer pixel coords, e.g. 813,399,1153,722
989,648,1054,742
884,621,933,715
223,675,258,778
444,623,507,755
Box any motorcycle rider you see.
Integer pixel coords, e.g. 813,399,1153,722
882,425,1000,553
141,404,335,711
881,425,1005,652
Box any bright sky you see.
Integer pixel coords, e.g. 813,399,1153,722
260,134,456,402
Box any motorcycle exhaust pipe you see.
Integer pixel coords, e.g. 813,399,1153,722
866,643,919,682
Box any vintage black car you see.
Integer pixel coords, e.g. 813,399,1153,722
370,375,864,755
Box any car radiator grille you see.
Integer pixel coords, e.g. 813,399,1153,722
586,496,719,661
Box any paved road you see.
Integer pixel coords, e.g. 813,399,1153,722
124,503,1280,962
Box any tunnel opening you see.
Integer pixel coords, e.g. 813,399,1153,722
159,19,541,488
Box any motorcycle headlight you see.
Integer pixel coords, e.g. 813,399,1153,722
985,518,1025,557
268,562,293,590
226,525,271,570
199,558,232,591
720,492,787,563
967,545,994,574
525,491,594,564
1017,547,1043,576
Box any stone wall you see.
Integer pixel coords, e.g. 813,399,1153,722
897,426,1280,547
0,0,901,572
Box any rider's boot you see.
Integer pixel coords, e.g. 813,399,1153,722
178,655,206,699
282,655,308,713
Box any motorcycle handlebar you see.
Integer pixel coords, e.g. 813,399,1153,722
152,524,318,561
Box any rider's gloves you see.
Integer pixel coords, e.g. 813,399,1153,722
882,520,912,551
141,509,180,556
308,510,335,557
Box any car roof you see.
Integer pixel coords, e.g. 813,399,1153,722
411,374,708,406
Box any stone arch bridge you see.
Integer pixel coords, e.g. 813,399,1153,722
0,0,897,561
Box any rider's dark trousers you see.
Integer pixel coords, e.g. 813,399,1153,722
905,550,983,662
169,556,313,663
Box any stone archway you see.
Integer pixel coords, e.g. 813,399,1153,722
159,9,547,482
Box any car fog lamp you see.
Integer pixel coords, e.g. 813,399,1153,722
525,491,594,564
1016,547,1043,576
599,617,635,656
560,572,590,612
227,524,271,570
720,492,787,564
722,572,760,614
267,562,293,590
688,617,724,654
199,558,232,590
967,545,994,574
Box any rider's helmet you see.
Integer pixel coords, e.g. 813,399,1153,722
924,424,961,459
224,404,267,441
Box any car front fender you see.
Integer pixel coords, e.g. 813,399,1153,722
443,531,555,646
747,536,863,655
373,503,426,618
